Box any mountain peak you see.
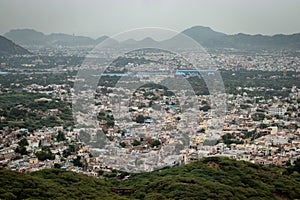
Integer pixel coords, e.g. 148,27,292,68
182,25,225,36
5,29,45,38
140,37,157,42
187,25,214,31
4,29,47,46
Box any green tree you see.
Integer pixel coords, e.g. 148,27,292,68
56,130,66,142
73,156,83,167
119,142,126,148
136,115,145,123
151,140,161,148
54,163,61,168
16,138,29,155
63,149,71,158
18,138,29,147
259,123,268,129
132,140,141,146
36,148,55,161
200,105,211,112
15,146,27,155
98,170,104,176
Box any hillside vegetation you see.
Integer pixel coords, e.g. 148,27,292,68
1,157,300,200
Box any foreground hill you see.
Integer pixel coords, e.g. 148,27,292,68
1,157,299,199
0,167,124,200
122,157,300,199
0,36,31,56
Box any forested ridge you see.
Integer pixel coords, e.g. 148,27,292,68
1,157,300,200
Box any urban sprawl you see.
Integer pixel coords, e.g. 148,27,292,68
0,47,299,177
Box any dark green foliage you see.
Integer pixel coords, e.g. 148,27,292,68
240,104,251,109
73,156,83,168
18,138,29,147
242,129,257,139
131,140,141,146
97,111,115,127
200,105,211,112
119,142,126,148
253,112,266,121
285,158,300,180
15,138,29,155
0,167,124,200
0,93,47,109
259,123,268,129
63,144,76,158
56,130,66,142
221,133,244,145
98,170,104,176
1,157,300,199
135,115,145,123
36,148,55,161
69,144,76,153
54,163,61,169
15,146,27,155
63,149,71,158
120,157,300,200
151,139,161,148
0,93,73,131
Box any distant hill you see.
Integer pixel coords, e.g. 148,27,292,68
181,26,228,48
0,35,31,56
4,29,111,47
4,29,47,46
180,26,300,50
1,157,299,199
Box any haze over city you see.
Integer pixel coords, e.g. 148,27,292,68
1,0,300,38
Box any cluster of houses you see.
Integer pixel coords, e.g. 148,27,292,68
184,86,300,166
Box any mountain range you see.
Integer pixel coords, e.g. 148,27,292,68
3,26,300,50
181,26,300,49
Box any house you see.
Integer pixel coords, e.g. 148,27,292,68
29,157,39,164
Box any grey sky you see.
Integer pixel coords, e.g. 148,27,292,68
1,0,300,38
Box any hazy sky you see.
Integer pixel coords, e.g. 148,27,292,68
1,0,300,38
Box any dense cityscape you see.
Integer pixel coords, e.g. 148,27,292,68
0,43,299,176
1,1,300,198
